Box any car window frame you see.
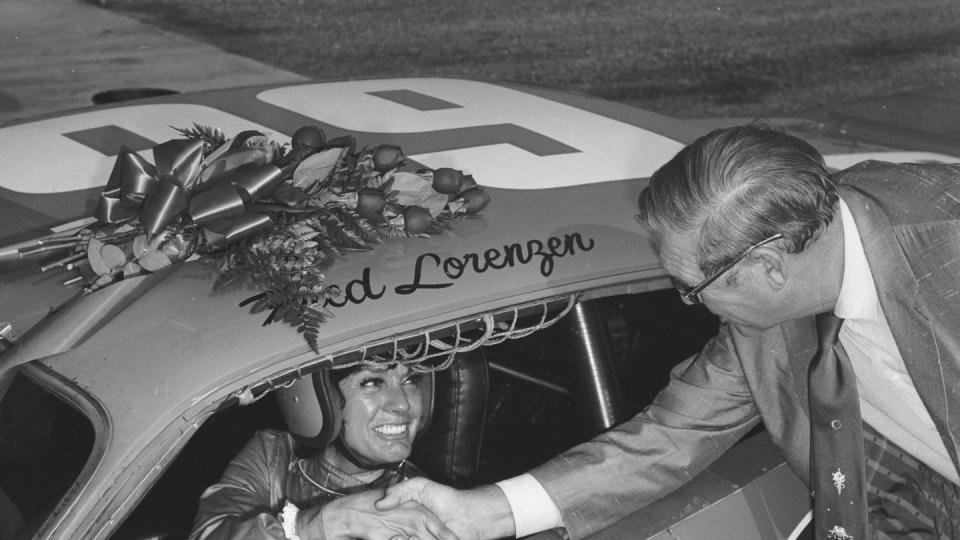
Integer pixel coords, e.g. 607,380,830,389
7,362,110,540
61,284,672,538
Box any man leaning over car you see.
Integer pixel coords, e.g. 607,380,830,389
376,123,960,539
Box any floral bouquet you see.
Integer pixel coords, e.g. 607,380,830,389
17,124,490,350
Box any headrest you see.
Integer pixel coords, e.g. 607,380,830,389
275,365,435,450
410,349,489,486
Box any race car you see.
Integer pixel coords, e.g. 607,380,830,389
1,77,957,540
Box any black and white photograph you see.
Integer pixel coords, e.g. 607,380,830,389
2,1,959,539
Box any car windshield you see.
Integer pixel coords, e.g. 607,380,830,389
0,371,94,540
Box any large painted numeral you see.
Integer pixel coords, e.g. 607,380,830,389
257,79,685,189
0,105,275,194
6,79,958,198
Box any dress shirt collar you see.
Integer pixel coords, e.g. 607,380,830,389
834,197,880,323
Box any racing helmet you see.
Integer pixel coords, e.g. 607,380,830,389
276,363,435,452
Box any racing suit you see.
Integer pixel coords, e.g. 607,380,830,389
188,429,418,540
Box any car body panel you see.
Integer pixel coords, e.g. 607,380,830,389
2,77,958,538
588,431,810,540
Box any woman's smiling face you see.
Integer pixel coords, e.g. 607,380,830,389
337,364,424,468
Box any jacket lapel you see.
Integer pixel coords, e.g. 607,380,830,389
840,185,960,471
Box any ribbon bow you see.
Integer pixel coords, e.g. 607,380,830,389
95,138,285,246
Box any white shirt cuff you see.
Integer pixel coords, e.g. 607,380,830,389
495,474,563,537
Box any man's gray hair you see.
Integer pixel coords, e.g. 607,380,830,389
637,123,838,275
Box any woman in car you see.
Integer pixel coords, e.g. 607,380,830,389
188,362,443,540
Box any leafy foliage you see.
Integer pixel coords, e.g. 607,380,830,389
173,124,227,152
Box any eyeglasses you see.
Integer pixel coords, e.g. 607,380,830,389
673,233,784,306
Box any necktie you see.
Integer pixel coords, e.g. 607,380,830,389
808,312,868,540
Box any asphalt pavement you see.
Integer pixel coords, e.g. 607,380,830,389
0,0,958,155
0,0,307,125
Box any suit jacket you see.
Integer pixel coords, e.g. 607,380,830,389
530,161,960,539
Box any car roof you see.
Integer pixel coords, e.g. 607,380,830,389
0,78,688,415
2,76,959,449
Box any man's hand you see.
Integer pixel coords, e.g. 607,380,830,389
296,489,458,540
376,478,515,540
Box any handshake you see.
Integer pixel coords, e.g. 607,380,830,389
312,478,514,540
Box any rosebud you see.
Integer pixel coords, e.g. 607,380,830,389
403,206,433,234
292,125,326,151
357,188,386,222
432,168,463,195
460,188,491,214
278,126,327,170
372,145,404,173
